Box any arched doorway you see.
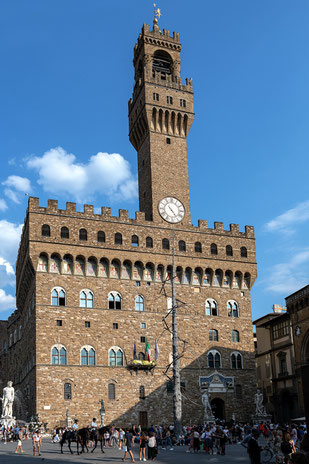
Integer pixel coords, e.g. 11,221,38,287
211,398,225,420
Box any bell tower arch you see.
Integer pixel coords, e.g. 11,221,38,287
128,20,194,225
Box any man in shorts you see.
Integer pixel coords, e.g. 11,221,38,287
32,430,42,456
123,428,135,462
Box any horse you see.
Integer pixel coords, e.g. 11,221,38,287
91,426,109,453
60,428,90,454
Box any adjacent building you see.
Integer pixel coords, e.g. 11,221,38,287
1,17,258,428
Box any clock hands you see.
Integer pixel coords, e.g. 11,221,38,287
167,205,176,216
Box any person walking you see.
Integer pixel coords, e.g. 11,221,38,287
281,432,296,464
15,431,24,454
247,429,262,464
123,428,135,462
32,430,42,456
147,432,157,460
139,432,148,461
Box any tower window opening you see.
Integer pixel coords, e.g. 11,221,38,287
153,93,159,101
180,99,187,108
152,50,172,79
166,137,171,144
167,96,173,105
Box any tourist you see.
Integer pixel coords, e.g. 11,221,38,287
123,428,135,462
32,429,42,456
193,428,200,453
15,431,23,454
247,429,262,464
139,431,148,461
104,429,110,447
72,419,79,431
119,427,125,450
281,433,296,464
147,431,157,460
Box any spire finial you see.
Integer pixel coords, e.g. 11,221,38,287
153,3,162,32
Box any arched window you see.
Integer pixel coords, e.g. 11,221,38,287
146,237,153,248
79,228,87,241
241,246,248,258
209,329,218,341
61,227,69,239
80,290,94,308
210,243,217,255
213,269,222,286
109,348,124,366
179,240,186,252
227,300,239,318
231,352,243,369
108,383,116,400
51,288,66,306
162,238,170,250
37,254,48,272
62,254,73,275
208,350,221,368
195,242,202,253
64,382,72,400
42,224,50,237
135,295,144,312
226,245,233,257
98,231,105,243
132,235,139,246
51,346,67,365
108,292,122,310
205,299,218,316
139,385,145,399
152,50,172,79
50,253,61,273
115,233,122,245
231,330,240,342
81,346,96,366
138,352,145,360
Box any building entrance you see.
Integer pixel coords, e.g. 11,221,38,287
211,398,225,420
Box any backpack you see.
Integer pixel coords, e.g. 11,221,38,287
281,441,292,454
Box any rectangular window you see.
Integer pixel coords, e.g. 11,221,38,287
141,323,146,329
180,99,187,108
56,320,63,327
85,321,90,328
167,96,173,105
140,336,146,343
153,93,159,102
108,383,116,400
64,382,72,400
113,323,118,330
136,281,141,287
272,320,289,340
166,137,171,144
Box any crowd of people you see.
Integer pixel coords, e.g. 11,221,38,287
1,419,308,462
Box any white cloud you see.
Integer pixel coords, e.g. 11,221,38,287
265,249,309,294
0,220,23,264
0,258,15,288
0,199,7,211
27,147,138,203
4,188,20,204
265,200,309,235
0,289,15,313
3,175,31,193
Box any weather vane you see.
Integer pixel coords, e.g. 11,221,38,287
153,3,162,21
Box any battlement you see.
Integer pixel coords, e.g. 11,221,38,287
27,197,255,238
141,23,180,43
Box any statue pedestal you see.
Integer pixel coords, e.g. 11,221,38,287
251,414,272,425
1,416,16,428
204,414,216,424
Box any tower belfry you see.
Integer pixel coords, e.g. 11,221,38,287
129,19,194,225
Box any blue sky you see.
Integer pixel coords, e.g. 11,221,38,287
1,0,309,321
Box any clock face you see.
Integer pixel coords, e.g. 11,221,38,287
158,197,185,223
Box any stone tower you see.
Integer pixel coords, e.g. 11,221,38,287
128,21,194,225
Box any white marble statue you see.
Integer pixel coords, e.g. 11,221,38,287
202,391,213,419
254,389,266,416
1,381,15,418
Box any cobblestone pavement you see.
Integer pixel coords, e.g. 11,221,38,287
0,439,251,464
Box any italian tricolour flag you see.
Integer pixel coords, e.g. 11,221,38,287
145,339,151,362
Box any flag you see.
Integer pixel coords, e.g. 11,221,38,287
154,339,159,361
145,339,151,362
133,339,137,360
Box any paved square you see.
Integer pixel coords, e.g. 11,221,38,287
0,439,251,464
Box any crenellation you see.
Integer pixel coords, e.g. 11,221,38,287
119,209,129,220
214,222,224,232
230,224,239,234
101,206,111,217
48,199,58,211
198,219,208,230
66,202,76,213
84,204,94,215
245,226,255,238
135,211,146,222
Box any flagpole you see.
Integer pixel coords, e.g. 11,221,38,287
171,229,182,437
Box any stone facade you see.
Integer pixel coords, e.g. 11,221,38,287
2,19,257,428
254,306,300,422
286,285,309,425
